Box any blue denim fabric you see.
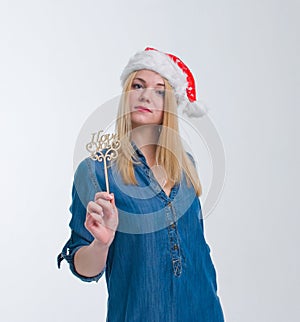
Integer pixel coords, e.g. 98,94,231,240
58,146,224,321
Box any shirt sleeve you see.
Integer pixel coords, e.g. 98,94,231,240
57,158,105,283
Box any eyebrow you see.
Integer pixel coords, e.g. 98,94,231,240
134,77,165,87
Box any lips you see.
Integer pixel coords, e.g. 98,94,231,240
135,106,152,113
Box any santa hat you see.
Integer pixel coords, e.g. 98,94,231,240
120,47,207,117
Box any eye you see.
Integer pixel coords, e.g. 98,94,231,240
155,89,165,97
132,83,143,90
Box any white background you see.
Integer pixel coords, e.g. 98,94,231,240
1,0,299,321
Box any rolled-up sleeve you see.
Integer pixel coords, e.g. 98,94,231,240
57,158,105,283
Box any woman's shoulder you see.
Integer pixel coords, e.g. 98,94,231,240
75,153,113,175
73,157,105,191
74,154,119,191
185,150,196,166
74,156,99,177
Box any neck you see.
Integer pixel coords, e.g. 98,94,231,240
131,124,161,165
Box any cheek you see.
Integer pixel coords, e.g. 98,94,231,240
155,109,164,123
128,91,139,106
152,95,164,110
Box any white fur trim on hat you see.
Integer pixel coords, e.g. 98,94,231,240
182,100,208,118
120,50,187,103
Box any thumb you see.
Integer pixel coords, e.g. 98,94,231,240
109,193,116,208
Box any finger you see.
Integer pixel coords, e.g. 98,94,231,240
109,193,116,209
85,214,105,236
95,197,116,215
87,212,104,224
95,191,113,202
94,192,115,211
85,214,97,231
86,212,115,232
87,201,103,216
85,213,97,228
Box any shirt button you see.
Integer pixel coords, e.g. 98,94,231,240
173,244,179,250
171,223,176,229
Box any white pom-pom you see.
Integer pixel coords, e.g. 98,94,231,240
182,100,208,117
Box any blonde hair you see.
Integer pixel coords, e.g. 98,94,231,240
115,71,202,196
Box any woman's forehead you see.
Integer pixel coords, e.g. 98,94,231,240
134,69,164,85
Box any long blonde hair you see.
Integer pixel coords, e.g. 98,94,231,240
115,71,202,196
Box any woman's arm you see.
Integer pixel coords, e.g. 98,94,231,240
74,239,110,277
73,191,118,277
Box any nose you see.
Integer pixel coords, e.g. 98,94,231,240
139,88,152,102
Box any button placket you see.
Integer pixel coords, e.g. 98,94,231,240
166,201,182,277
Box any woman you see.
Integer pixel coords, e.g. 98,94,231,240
58,47,225,321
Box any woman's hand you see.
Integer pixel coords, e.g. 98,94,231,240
85,192,119,247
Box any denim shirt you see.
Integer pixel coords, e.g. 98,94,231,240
58,146,224,322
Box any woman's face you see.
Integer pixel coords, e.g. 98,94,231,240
128,69,165,128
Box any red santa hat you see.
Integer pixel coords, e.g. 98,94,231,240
120,47,207,117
